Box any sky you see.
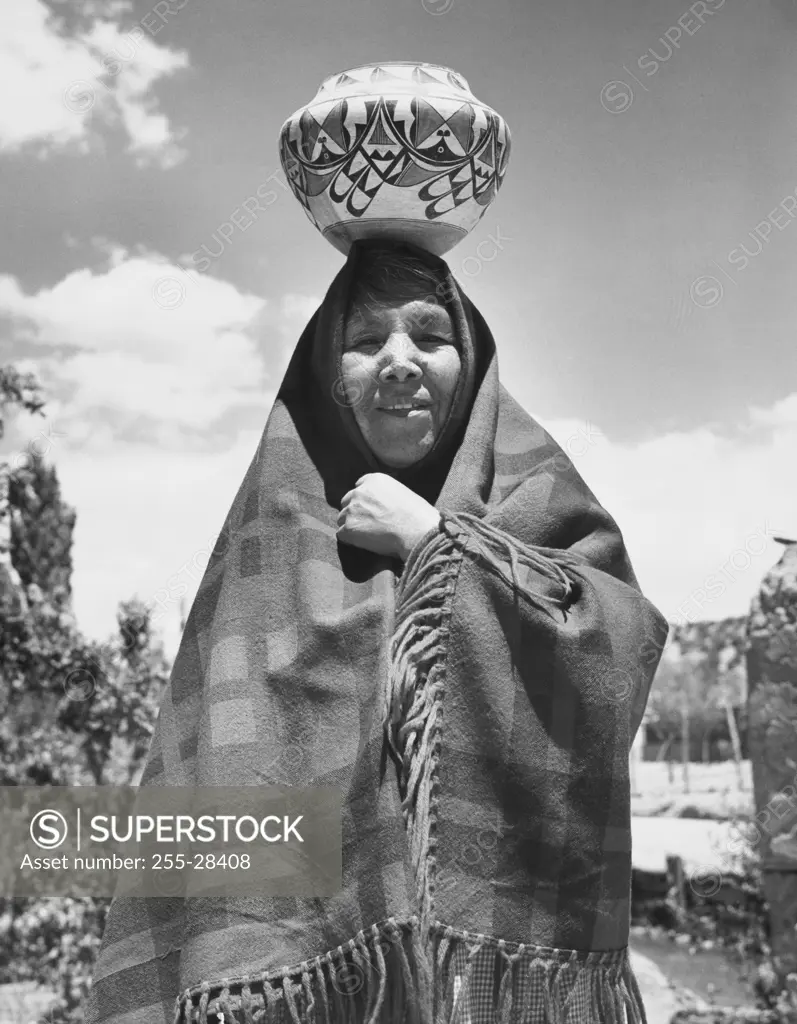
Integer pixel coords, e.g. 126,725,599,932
0,0,795,659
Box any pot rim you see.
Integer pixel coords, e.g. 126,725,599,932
320,60,466,83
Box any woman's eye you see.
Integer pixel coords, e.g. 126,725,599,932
419,335,453,345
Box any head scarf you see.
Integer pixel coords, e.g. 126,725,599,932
86,240,668,1024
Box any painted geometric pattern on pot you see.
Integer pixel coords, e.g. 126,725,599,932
280,94,510,222
315,63,474,98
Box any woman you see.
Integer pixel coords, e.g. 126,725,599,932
87,240,668,1024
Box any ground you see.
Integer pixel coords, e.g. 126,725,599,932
630,759,764,1020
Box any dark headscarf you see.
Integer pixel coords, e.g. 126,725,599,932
87,241,667,1024
294,239,484,506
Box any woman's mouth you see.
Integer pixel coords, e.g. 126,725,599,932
378,404,432,418
377,396,432,417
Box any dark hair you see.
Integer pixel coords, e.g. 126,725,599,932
348,242,452,311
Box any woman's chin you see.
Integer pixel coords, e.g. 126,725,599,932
375,439,436,469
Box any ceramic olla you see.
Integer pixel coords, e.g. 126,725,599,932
278,62,511,256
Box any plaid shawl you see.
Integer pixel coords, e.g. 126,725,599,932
86,241,668,1024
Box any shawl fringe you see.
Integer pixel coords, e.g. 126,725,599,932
383,520,463,945
173,919,646,1024
444,513,576,616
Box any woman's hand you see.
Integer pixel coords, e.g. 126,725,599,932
337,473,441,561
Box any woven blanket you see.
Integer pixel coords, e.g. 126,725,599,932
86,241,668,1024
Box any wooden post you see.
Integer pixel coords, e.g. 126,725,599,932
662,734,675,785
724,699,744,791
681,700,690,794
666,854,687,915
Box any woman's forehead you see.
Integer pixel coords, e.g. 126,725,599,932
346,294,453,328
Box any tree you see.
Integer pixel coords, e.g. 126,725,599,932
0,594,167,787
0,366,47,617
646,620,749,771
10,458,75,610
0,365,169,1021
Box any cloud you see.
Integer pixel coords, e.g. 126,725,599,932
540,404,796,627
0,0,189,166
0,252,270,435
750,392,797,427
0,250,322,447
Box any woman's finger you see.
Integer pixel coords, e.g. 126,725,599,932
336,526,374,553
336,523,362,549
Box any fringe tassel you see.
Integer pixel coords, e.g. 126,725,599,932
444,513,576,616
367,925,389,1024
514,950,534,1024
174,925,648,1024
301,966,316,1024
390,919,413,994
241,982,255,1024
449,938,483,1024
590,966,605,1024
410,915,434,1024
496,941,522,1024
263,972,280,1022
328,952,346,1024
433,926,454,1024
217,980,234,1024
282,974,303,1024
198,981,210,1024
316,961,332,1024
624,958,648,1024
384,526,462,948
350,940,366,1018
613,972,629,1024
350,933,381,1024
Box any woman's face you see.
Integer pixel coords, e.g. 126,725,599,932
341,288,462,468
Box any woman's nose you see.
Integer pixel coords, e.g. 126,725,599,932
379,335,422,382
